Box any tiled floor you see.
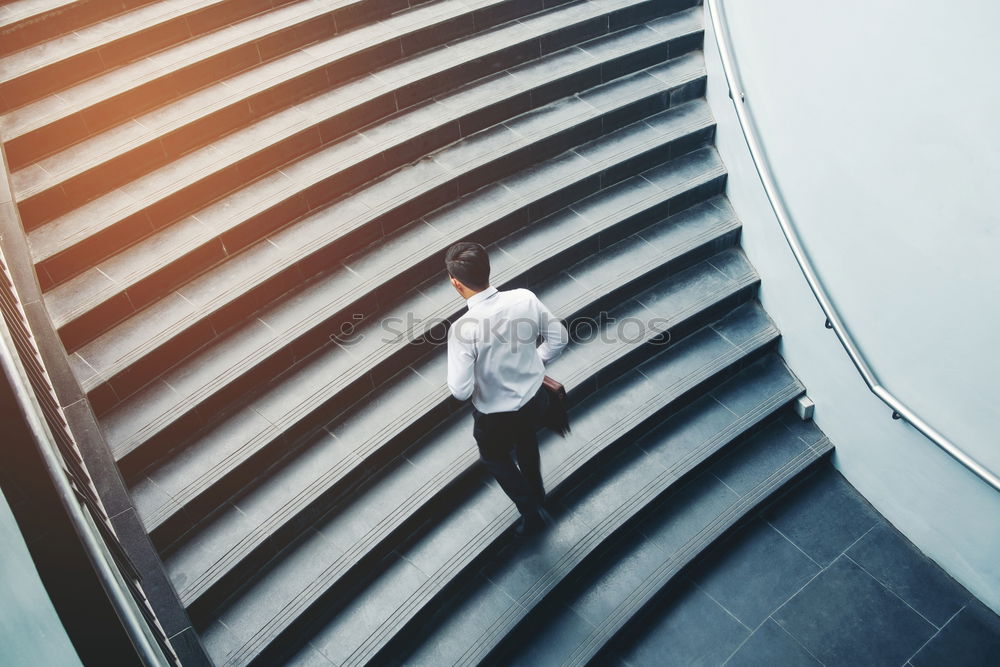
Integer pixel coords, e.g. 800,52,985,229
615,462,1000,666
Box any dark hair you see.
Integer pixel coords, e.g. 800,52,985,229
445,241,490,291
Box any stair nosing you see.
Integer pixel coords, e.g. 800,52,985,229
41,46,704,329
151,209,746,556
12,0,533,201
219,302,779,666
3,0,678,155
168,245,753,611
23,0,703,272
0,0,78,30
366,368,804,667
26,2,701,273
79,103,717,408
1,0,347,138
105,141,724,465
0,0,250,86
562,436,834,667
146,222,748,529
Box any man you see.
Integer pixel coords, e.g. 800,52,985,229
445,241,569,537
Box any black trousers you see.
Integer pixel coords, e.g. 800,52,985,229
472,385,549,517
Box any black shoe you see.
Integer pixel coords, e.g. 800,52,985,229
514,510,546,537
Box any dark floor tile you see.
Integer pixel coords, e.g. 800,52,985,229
765,467,881,566
564,234,661,293
433,123,522,172
501,150,591,197
571,170,663,225
774,555,936,667
315,458,429,553
232,430,358,526
847,522,971,627
566,370,659,445
146,408,274,499
725,618,820,667
910,602,1000,667
640,146,719,194
692,520,819,629
620,580,750,667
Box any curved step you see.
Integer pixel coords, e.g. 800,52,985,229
135,179,737,543
312,352,805,667
0,0,158,57
121,169,731,555
103,130,722,492
160,207,747,622
200,290,778,666
3,0,379,179
17,0,692,250
495,417,833,667
26,2,699,290
0,0,296,113
76,100,717,425
42,22,704,351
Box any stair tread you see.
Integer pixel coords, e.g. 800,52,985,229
305,353,804,667
0,0,236,85
28,1,703,310
142,194,738,536
2,2,822,666
103,143,723,472
159,211,745,610
199,297,778,666
0,0,348,141
38,48,702,334
76,98,715,412
24,0,698,268
499,423,832,667
123,190,732,542
10,0,539,205
0,0,75,29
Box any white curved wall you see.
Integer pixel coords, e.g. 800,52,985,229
704,1,1000,611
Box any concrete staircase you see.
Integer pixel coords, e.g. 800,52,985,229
1,1,833,664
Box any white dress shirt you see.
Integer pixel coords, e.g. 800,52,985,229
447,286,568,413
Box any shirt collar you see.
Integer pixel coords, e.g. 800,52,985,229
466,285,498,310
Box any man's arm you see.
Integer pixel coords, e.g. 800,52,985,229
535,297,568,365
447,318,476,400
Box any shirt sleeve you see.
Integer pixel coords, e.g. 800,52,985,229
447,318,476,401
535,296,568,365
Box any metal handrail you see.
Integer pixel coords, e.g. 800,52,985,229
705,0,1000,493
